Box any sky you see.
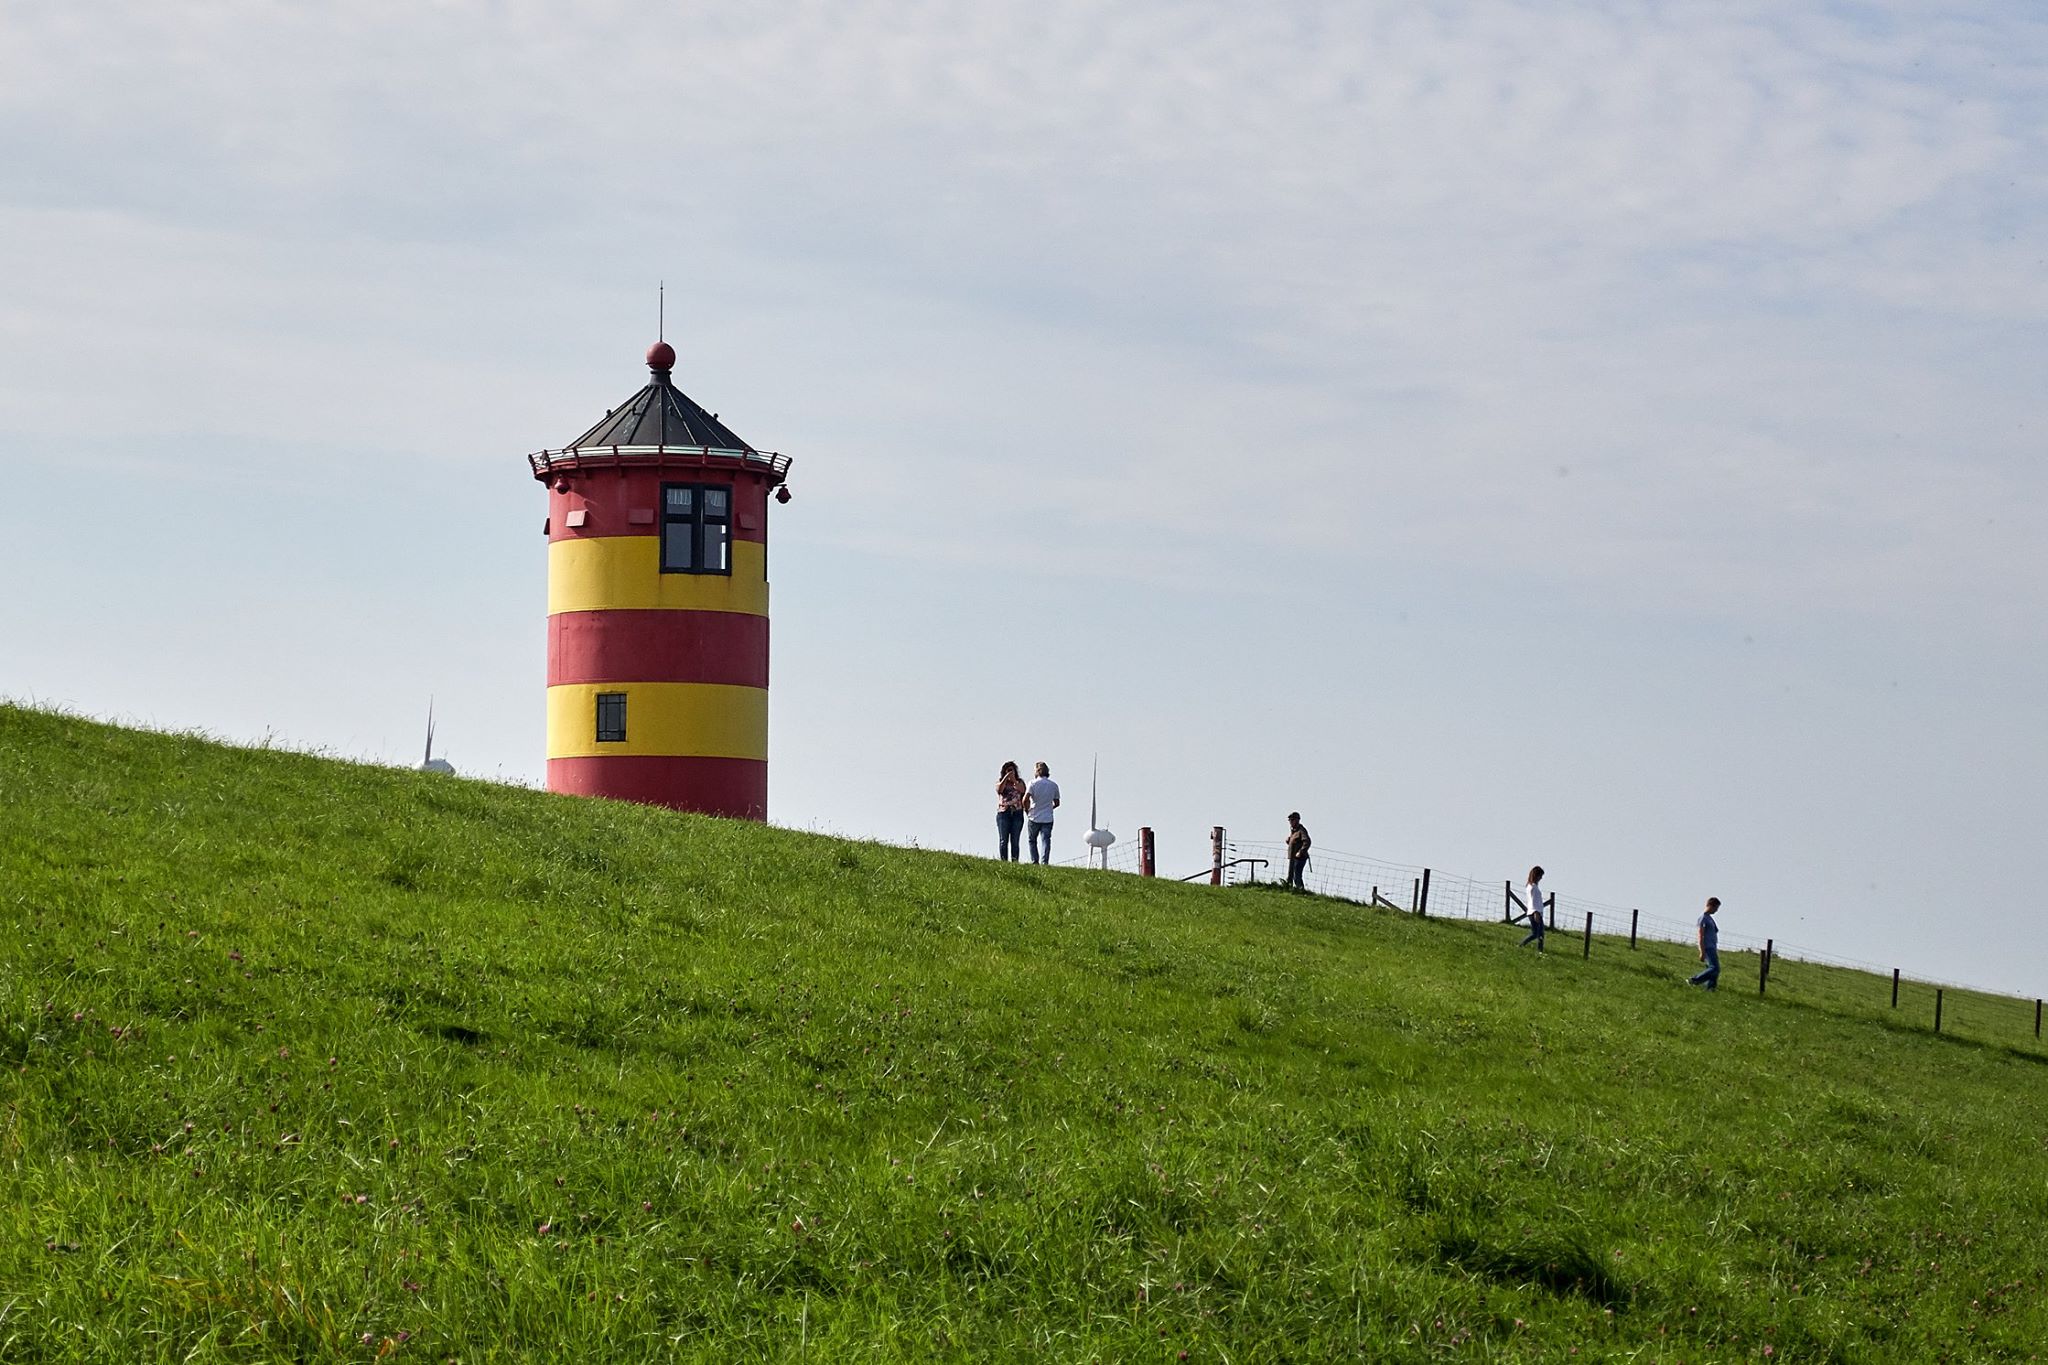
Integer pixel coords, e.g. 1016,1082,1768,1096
3,1,2045,994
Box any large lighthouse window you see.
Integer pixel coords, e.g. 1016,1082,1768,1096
661,481,733,575
595,692,627,743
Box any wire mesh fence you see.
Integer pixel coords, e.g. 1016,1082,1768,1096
1035,827,2044,1053
1052,838,1143,874
1207,838,2048,1057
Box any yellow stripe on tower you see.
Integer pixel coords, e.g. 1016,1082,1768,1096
548,537,769,617
546,682,769,760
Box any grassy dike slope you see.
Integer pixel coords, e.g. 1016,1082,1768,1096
2,705,2045,1363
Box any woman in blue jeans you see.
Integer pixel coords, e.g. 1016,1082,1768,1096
994,761,1027,861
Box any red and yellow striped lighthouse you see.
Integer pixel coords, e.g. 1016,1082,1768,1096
529,340,791,819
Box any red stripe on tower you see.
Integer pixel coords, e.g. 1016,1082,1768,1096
547,611,770,689
547,755,768,820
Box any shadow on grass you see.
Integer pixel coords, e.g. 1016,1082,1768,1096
1436,1228,1632,1309
431,1022,489,1046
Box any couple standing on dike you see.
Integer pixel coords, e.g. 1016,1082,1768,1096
995,762,1061,864
1517,866,1725,987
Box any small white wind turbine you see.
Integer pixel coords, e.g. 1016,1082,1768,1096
1083,754,1115,869
421,698,455,775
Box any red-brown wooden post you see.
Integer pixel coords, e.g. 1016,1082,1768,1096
1209,827,1225,886
1138,827,1155,877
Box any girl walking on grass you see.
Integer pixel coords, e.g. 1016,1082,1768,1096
1519,865,1548,950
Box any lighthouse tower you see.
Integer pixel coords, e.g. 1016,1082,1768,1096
529,341,791,819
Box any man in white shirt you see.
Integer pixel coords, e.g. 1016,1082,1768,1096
1025,762,1060,864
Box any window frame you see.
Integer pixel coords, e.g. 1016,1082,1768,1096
660,481,734,576
595,691,628,744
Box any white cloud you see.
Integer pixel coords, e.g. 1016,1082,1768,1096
6,1,2043,632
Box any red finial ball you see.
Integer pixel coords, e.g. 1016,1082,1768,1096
646,341,676,372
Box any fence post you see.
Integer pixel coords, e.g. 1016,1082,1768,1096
1418,868,1432,917
1209,827,1224,886
1891,969,1900,1009
1934,988,1944,1035
1411,878,1419,912
1504,880,1514,922
1629,908,1638,949
1759,939,1772,997
2037,999,2043,1040
1138,827,1155,877
1582,912,1592,959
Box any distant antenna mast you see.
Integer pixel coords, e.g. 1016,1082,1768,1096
658,280,665,342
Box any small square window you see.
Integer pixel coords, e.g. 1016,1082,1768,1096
595,692,627,743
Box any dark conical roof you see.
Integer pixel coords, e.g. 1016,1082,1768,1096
563,352,753,453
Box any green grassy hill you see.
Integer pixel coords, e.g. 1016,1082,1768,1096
3,705,2045,1362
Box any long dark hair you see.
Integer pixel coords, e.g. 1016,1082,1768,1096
1527,865,1544,885
999,761,1020,780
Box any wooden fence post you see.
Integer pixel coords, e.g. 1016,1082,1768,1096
1504,880,1514,922
2037,999,2042,1040
1629,908,1638,949
1138,827,1155,877
1411,878,1419,912
1891,969,1900,1009
1582,912,1592,959
1209,827,1225,886
1934,988,1944,1035
1759,939,1772,997
1418,868,1431,917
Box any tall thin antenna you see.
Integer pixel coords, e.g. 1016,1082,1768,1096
658,281,665,342
423,697,436,766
